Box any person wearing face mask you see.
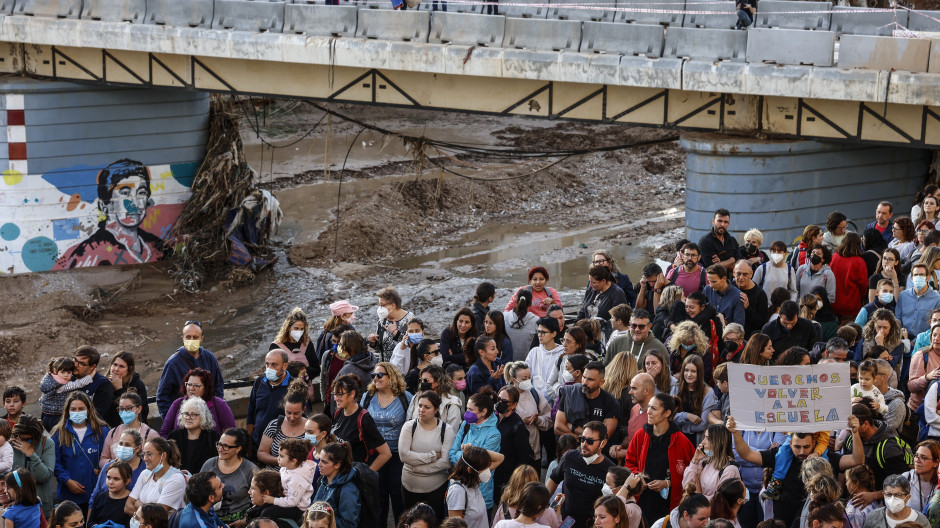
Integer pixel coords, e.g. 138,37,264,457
896,263,940,341
198,428,257,528
246,351,293,447
856,280,898,327
494,386,537,498
405,364,463,431
601,467,643,528
864,474,929,527
270,307,318,383
170,472,227,528
681,425,740,500
547,421,615,528
89,430,147,521
822,211,849,253
314,300,359,364
100,394,158,467
447,446,503,528
870,249,905,307
504,362,552,461
448,391,503,509
159,369,237,439
52,391,109,514
446,364,469,409
156,321,224,419
753,240,797,306
390,319,429,379
367,287,416,363
125,438,186,516
401,338,442,393
300,415,336,496
796,244,837,304
399,391,456,517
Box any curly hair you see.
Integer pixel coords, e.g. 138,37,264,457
366,362,407,397
668,320,709,355
862,308,902,351
275,307,310,345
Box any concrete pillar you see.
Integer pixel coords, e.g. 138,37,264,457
681,133,933,245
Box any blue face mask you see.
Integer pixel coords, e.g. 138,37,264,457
119,410,137,425
304,433,320,446
744,488,750,501
152,455,165,474
114,446,135,461
681,343,696,351
265,368,279,382
879,293,894,304
69,411,87,425
913,276,929,290
408,332,423,345
703,449,714,458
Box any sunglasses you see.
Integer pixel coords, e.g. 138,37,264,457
185,320,202,328
370,372,387,379
578,436,600,445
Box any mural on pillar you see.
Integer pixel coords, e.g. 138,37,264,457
0,160,196,274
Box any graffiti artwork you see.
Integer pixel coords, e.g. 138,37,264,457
0,160,196,274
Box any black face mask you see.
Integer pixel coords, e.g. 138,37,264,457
495,401,510,414
810,254,823,265
744,244,757,255
419,381,433,392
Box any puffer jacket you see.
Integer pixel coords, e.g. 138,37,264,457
312,467,361,528
448,413,501,508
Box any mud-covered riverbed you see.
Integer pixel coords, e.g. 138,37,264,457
0,102,686,409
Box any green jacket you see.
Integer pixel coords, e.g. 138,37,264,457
12,431,56,519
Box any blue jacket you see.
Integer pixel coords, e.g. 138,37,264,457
896,288,940,337
156,347,225,417
467,358,504,395
855,299,897,327
170,503,228,528
53,421,109,505
704,284,745,326
88,458,146,508
312,467,360,528
246,373,292,445
448,413,501,508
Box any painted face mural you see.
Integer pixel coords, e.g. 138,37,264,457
0,158,195,273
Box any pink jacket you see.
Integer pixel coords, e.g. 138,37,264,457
273,460,317,509
680,460,741,500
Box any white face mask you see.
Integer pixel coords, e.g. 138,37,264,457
429,355,444,367
770,253,785,264
518,379,533,392
885,496,906,514
817,300,823,309
478,468,492,483
601,484,613,496
562,371,575,384
129,518,141,528
583,453,600,465
377,306,389,320
290,330,304,341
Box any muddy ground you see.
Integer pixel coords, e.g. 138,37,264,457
0,102,686,411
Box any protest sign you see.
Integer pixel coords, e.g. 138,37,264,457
727,363,851,433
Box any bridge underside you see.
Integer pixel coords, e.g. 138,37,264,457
3,43,940,147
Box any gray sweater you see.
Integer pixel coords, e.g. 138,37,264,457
398,418,456,493
862,507,929,528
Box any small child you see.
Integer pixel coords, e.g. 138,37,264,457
302,502,336,528
607,304,632,346
1,469,41,528
844,465,880,528
851,360,887,416
87,460,133,528
760,430,829,500
0,421,12,474
38,358,93,431
262,438,317,513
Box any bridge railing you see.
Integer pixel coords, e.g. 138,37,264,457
5,0,940,72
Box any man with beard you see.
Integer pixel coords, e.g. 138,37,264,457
665,242,708,297
554,362,620,446
732,260,768,337
605,309,669,367
55,159,168,269
704,264,745,327
728,414,865,527
698,209,740,272
547,421,614,528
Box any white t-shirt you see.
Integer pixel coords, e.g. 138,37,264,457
447,480,488,528
493,520,550,528
886,509,919,527
130,468,186,511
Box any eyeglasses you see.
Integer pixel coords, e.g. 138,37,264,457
578,436,600,445
72,357,90,367
185,320,202,327
883,492,909,499
185,383,204,389
332,392,347,398
117,406,138,413
915,454,935,462
370,372,387,379
592,259,608,265
216,442,238,450
181,412,199,419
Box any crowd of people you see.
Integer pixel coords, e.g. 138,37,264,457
9,188,940,528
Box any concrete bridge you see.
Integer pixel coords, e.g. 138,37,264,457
0,0,938,148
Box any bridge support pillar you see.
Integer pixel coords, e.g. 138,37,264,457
681,133,934,244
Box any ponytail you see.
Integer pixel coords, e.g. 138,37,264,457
321,442,353,475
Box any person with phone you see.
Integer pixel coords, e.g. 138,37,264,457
547,421,614,528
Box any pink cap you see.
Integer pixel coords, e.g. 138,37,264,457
329,300,359,316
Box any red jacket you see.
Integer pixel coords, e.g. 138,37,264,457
623,424,695,509
829,254,868,317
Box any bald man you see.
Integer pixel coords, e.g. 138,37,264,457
156,320,224,417
609,372,655,461
733,260,768,337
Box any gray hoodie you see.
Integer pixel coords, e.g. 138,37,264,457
883,387,907,434
796,262,836,302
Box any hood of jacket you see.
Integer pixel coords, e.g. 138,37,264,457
326,466,357,488
883,387,905,404
864,420,893,447
295,459,319,481
471,412,499,432
347,352,377,370
811,285,838,323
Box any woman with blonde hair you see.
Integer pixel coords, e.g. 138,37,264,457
303,502,336,528
271,307,314,367
493,465,561,528
740,228,769,268
52,391,109,511
362,362,413,525
604,352,638,448
681,424,740,500
652,285,684,342
667,321,711,383
503,362,552,460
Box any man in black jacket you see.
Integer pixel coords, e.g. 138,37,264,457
760,301,819,360
73,346,114,421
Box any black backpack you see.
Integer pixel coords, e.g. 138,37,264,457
351,461,381,528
